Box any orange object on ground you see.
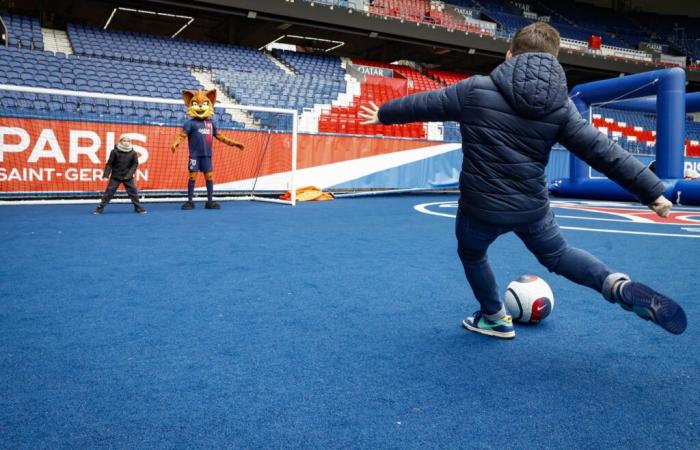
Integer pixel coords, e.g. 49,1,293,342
280,186,334,202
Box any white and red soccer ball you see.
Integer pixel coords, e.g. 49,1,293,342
504,275,555,323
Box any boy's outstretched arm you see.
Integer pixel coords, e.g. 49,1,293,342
558,99,671,217
359,79,471,125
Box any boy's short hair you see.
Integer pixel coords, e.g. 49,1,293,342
510,22,560,57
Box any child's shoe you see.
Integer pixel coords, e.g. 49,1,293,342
615,281,687,335
462,311,515,339
93,205,104,215
134,206,147,214
181,201,195,210
205,200,221,209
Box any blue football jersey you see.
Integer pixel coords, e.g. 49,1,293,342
183,118,218,157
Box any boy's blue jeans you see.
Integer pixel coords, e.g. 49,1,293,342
455,208,614,315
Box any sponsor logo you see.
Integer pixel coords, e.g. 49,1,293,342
353,65,394,78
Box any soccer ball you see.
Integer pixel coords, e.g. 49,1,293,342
504,275,554,323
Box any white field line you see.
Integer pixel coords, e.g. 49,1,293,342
414,201,700,238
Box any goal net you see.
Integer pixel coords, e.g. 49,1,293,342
0,84,298,205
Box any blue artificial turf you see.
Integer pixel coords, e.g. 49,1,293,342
1,196,698,448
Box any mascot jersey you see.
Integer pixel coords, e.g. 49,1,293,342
182,118,218,157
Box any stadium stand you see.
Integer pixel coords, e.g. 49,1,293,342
67,24,282,72
351,59,443,92
1,10,699,144
0,46,246,127
317,75,424,137
213,70,347,131
316,0,700,67
366,0,491,33
210,50,349,130
424,68,470,85
591,107,700,157
314,59,452,137
0,13,43,50
273,50,347,79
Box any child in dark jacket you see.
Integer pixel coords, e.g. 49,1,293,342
359,22,686,338
94,135,146,214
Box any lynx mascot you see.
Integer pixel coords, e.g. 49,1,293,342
171,89,244,210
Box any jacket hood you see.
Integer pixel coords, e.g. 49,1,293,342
490,52,568,118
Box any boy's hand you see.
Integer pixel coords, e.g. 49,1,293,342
359,102,380,125
171,144,178,153
648,195,672,218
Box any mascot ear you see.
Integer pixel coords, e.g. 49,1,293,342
182,90,195,105
205,89,217,105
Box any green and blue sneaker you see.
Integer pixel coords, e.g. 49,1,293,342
462,311,515,339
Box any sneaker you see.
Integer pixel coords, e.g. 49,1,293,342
205,200,221,209
462,311,515,339
181,201,195,210
134,206,147,214
93,205,104,215
616,281,687,335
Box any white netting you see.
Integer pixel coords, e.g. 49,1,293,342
0,84,298,204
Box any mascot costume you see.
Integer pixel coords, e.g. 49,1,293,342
171,89,245,210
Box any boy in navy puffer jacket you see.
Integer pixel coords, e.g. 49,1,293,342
359,22,686,338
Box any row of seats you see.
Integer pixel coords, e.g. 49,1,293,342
0,93,242,128
273,50,347,79
484,10,630,48
0,45,249,127
0,46,199,97
351,58,444,92
330,0,698,62
214,70,346,111
67,24,284,72
318,70,424,136
424,69,470,85
368,0,492,34
0,13,43,50
443,122,461,142
5,11,695,143
592,107,700,156
318,59,470,137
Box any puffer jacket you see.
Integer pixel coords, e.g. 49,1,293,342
378,52,664,225
104,146,139,181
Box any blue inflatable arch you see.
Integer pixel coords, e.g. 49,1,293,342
549,68,700,205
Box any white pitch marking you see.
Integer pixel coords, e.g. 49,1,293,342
415,201,700,238
414,201,457,218
554,214,695,226
555,214,635,223
555,206,654,223
673,214,700,223
551,200,700,213
681,227,700,233
559,226,700,239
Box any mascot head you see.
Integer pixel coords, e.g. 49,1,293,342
183,89,216,119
